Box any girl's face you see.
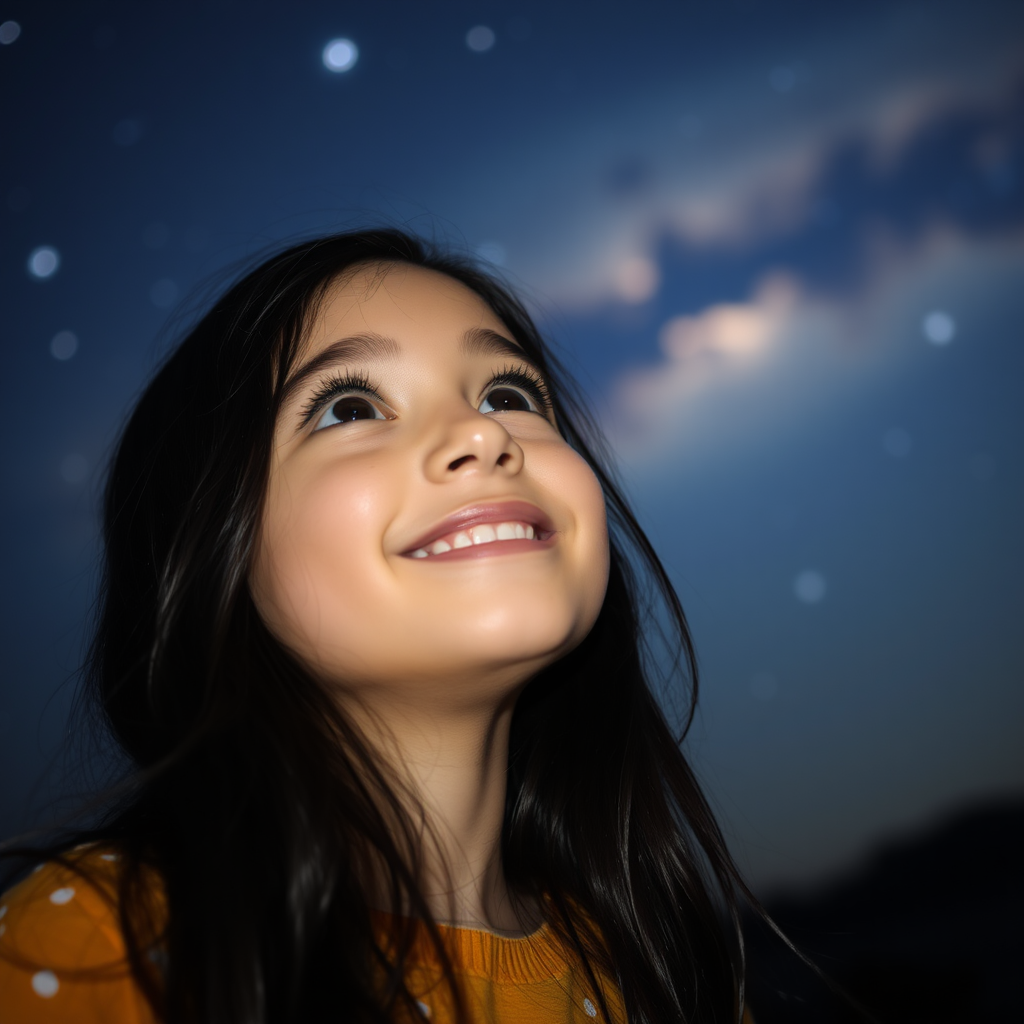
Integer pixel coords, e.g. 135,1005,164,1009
251,263,609,711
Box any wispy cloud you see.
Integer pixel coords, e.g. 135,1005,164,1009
477,13,1024,313
606,229,1024,470
500,43,1024,468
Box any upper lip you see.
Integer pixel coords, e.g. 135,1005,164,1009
402,500,555,554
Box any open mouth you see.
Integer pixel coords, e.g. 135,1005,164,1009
409,520,542,558
402,501,555,560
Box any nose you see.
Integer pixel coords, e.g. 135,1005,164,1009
422,408,525,483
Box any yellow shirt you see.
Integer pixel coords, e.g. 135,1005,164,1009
0,850,625,1023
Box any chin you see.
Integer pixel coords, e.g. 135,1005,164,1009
454,600,592,672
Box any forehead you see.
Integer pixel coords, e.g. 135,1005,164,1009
300,262,508,360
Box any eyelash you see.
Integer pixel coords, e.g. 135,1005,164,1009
483,363,553,414
299,364,553,429
300,370,382,427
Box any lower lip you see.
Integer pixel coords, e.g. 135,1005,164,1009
403,536,556,561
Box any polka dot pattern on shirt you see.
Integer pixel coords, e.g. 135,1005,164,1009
31,969,60,997
3,854,630,1023
0,854,165,1021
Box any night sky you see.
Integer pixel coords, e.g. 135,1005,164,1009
3,0,1023,893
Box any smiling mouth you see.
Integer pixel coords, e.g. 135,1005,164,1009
402,501,556,561
409,520,541,558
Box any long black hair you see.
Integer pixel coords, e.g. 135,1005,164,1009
6,229,757,1022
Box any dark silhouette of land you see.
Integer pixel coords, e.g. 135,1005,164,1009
745,798,1024,1023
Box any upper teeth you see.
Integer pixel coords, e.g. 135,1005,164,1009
410,521,536,558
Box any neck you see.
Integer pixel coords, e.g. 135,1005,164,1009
349,690,535,936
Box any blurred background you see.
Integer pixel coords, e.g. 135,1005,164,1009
2,0,1022,1018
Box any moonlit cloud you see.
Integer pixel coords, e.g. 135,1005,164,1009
610,272,805,460
659,301,775,362
465,29,1024,315
606,233,1024,470
612,254,660,303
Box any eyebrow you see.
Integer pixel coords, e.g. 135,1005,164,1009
281,327,543,408
460,326,539,370
280,332,401,408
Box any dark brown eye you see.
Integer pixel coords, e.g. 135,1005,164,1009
314,395,385,431
332,397,376,421
480,387,533,413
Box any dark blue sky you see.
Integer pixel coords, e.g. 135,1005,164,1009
3,0,1022,890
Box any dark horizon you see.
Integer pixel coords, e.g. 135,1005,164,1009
748,796,1024,1021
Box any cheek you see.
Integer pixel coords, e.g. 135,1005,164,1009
524,439,610,641
251,458,397,667
561,451,611,633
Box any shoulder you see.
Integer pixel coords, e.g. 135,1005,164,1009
0,846,162,1023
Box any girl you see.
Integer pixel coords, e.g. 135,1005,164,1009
0,230,757,1023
